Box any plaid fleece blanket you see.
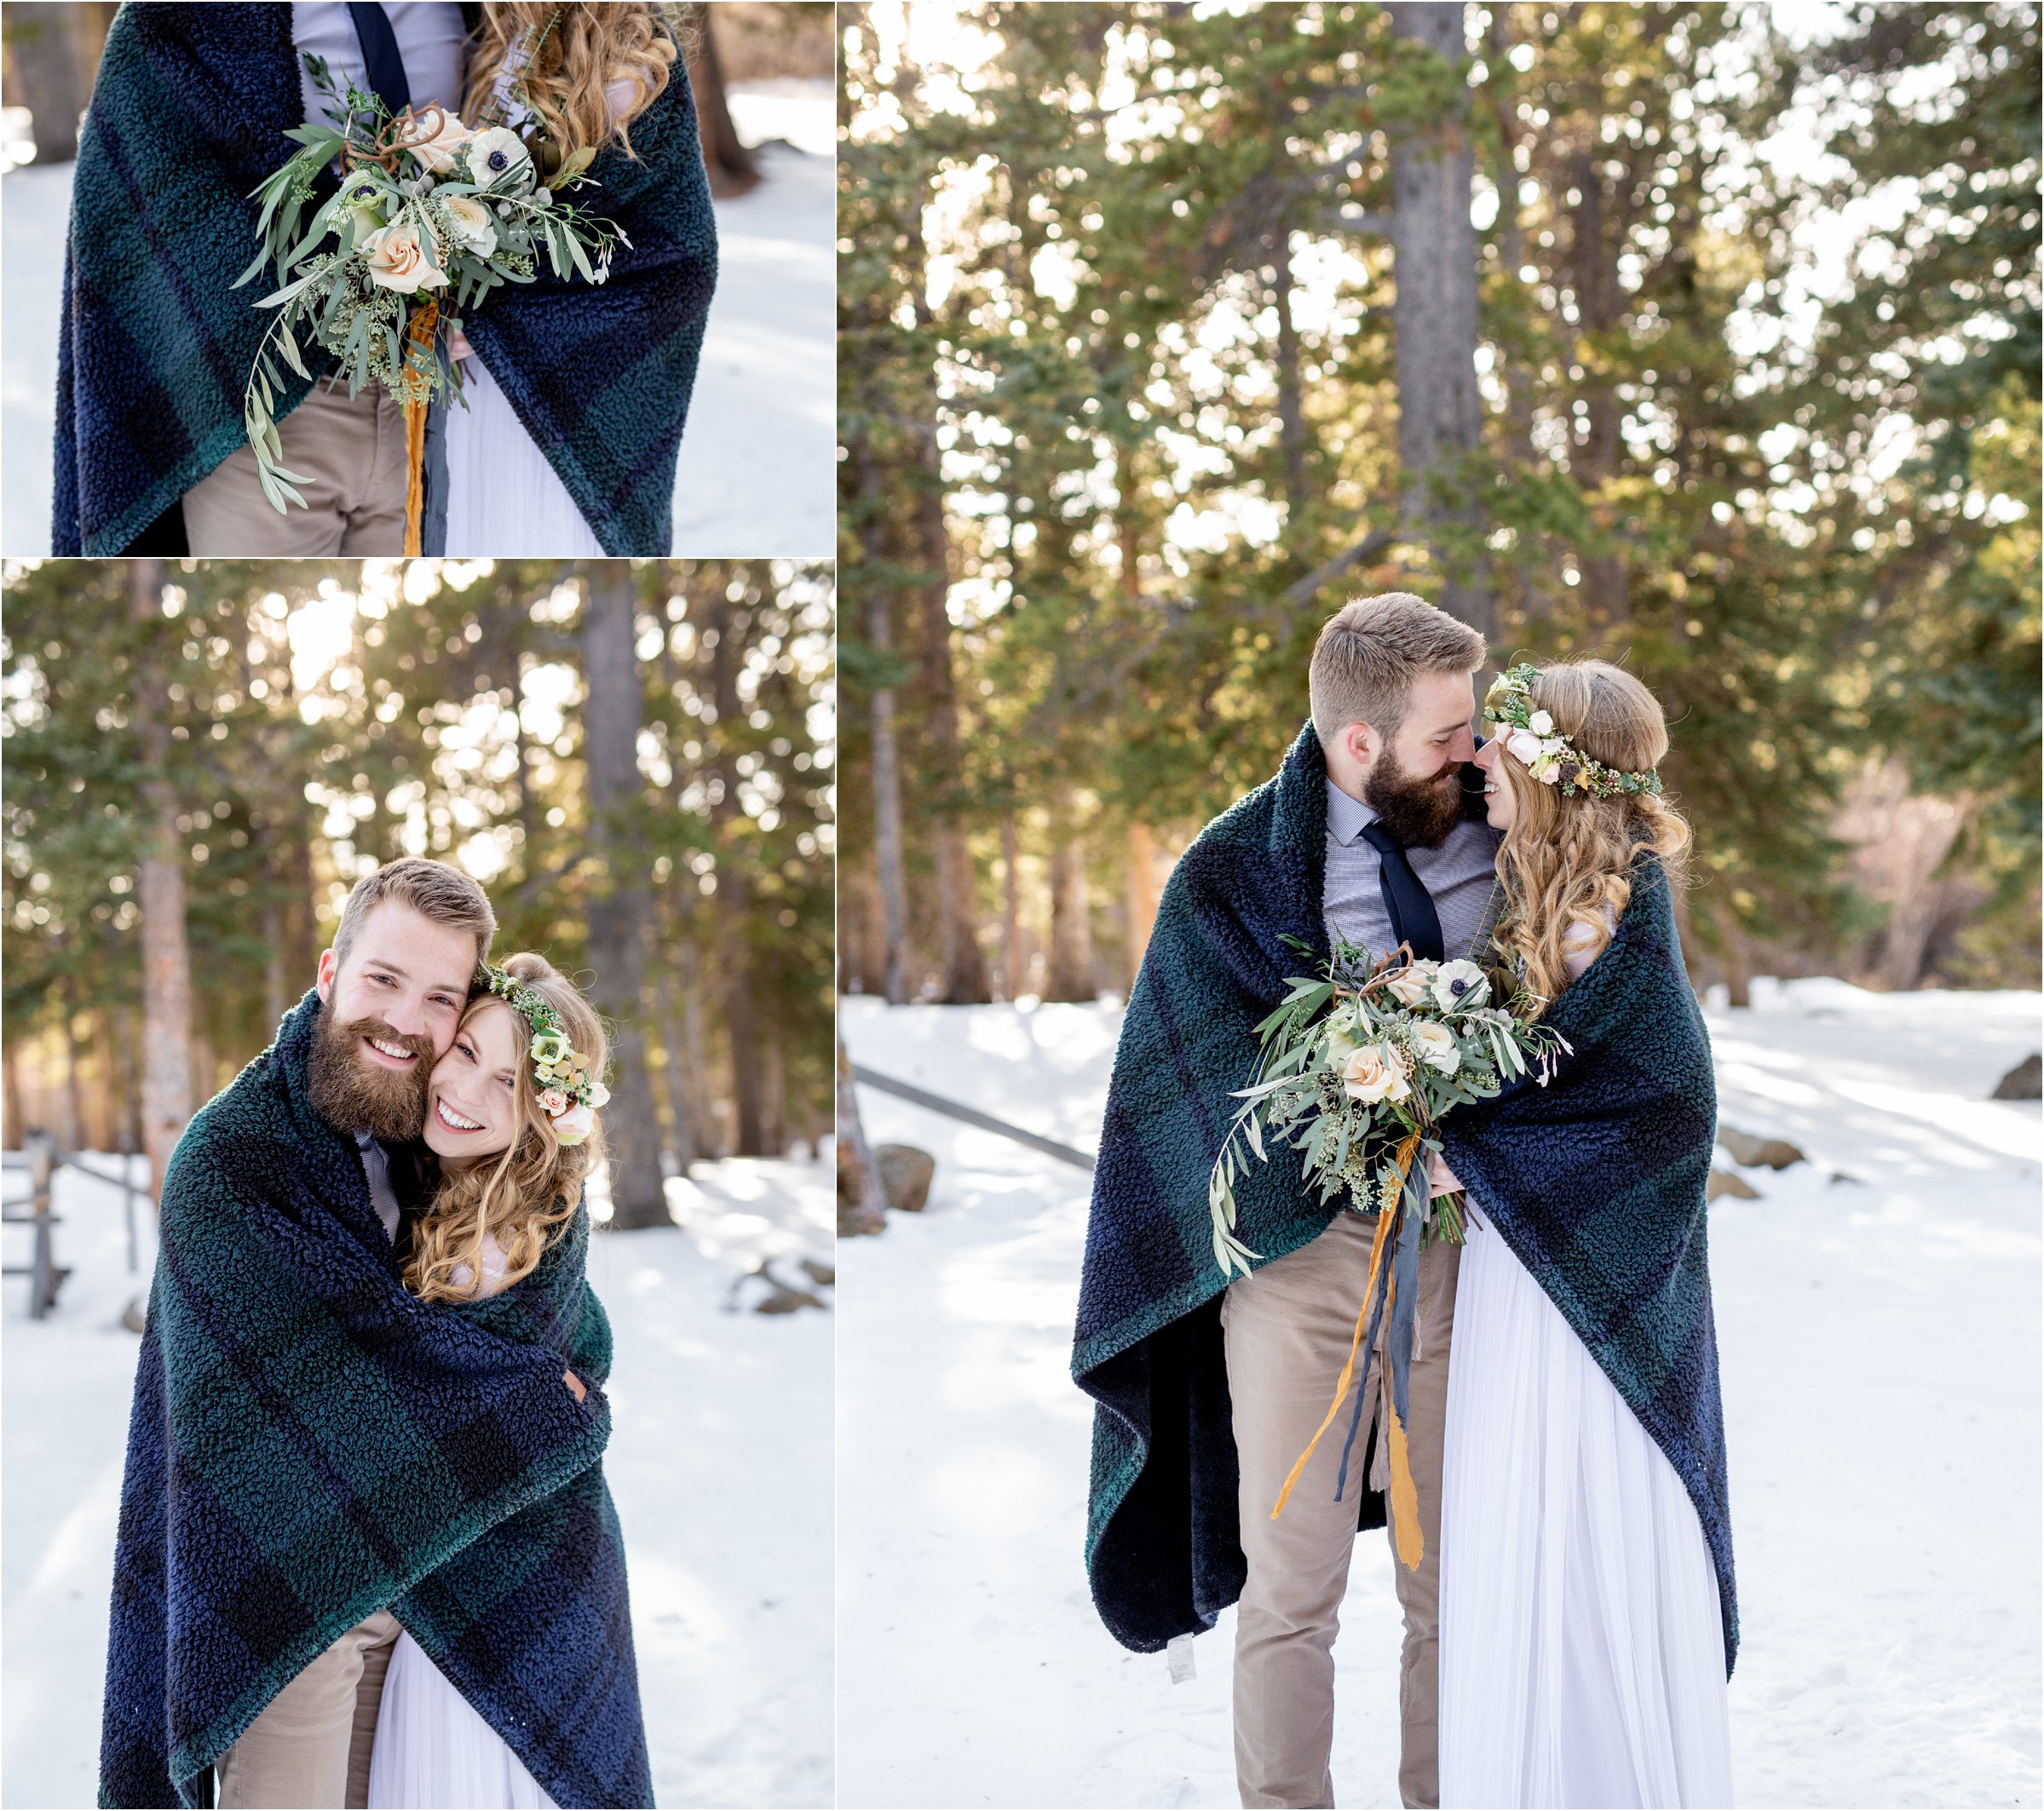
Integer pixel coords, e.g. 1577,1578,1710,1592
99,990,652,1808
1074,725,1737,1676
55,3,716,557
1439,856,1737,1674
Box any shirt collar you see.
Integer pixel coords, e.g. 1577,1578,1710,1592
1325,779,1379,848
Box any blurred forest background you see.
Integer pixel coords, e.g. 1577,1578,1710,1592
1,559,837,1228
838,0,2040,1006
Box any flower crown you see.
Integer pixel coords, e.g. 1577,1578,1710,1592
1483,664,1663,800
476,966,609,1147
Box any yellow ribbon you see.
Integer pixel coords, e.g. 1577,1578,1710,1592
400,298,439,556
1270,1129,1426,1566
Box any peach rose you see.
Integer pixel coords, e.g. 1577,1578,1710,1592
537,1087,569,1117
1340,1043,1411,1106
1384,964,1435,1009
395,108,474,175
550,1102,595,1147
361,219,446,293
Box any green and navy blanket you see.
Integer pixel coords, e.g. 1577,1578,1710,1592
55,3,716,557
1438,854,1737,1675
1073,723,1737,1676
100,990,652,1808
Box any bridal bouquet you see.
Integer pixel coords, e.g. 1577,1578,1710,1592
234,50,629,529
1206,934,1569,1280
1210,934,1569,1549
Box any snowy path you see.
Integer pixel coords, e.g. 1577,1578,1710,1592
838,985,2043,1809
1,80,832,558
1,1155,834,1810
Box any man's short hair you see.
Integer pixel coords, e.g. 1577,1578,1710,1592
330,858,496,973
1309,592,1488,748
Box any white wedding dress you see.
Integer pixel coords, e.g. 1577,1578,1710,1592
1437,928,1735,1809
366,1235,561,1811
440,78,640,557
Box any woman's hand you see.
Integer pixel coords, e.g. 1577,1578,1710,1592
446,326,474,361
1427,1151,1464,1199
563,1368,586,1404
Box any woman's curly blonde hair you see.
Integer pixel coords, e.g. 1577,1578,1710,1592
463,3,681,164
406,951,608,1304
1490,660,1691,1011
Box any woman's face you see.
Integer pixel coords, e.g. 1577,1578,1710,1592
423,999,522,1162
1473,738,1518,831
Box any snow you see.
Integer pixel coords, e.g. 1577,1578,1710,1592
1,1153,834,1810
0,78,832,558
837,983,2044,1809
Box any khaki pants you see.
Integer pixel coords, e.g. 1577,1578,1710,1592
1222,1210,1460,1810
183,381,409,555
215,1611,400,1809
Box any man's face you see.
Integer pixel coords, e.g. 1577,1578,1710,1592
306,900,480,1141
1344,669,1479,848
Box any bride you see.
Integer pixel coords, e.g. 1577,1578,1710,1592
367,952,621,1810
1432,661,1736,1808
442,1,696,555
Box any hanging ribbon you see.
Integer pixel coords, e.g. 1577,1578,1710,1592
1269,1127,1430,1574
400,297,439,555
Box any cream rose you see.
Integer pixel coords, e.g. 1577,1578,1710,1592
1340,1043,1411,1106
589,1081,611,1110
1528,709,1555,735
1431,959,1489,1012
361,219,446,293
1384,964,1435,1008
395,108,474,175
466,125,534,193
550,1101,596,1147
440,193,498,256
537,1087,569,1117
1409,1020,1460,1075
1505,726,1545,766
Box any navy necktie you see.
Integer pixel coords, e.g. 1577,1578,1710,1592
1358,822,1446,963
348,2,412,113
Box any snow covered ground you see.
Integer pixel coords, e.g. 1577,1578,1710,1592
1,1152,834,1810
0,78,832,558
838,982,2044,1810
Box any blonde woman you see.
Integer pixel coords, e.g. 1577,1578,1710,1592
366,952,638,1809
443,1,711,555
1432,662,1737,1808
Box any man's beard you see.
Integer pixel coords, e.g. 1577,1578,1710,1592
306,1001,434,1144
1363,745,1465,848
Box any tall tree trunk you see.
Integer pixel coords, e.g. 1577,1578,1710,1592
863,502,912,1003
760,1023,786,1156
682,3,758,198
650,940,697,1172
3,1040,22,1148
262,892,288,1032
1568,142,1633,626
1001,808,1025,1002
1045,798,1096,1003
1272,230,1310,514
63,992,86,1152
130,558,193,1194
705,588,769,1154
1387,3,1492,645
1122,821,1160,994
678,939,717,1158
1,3,94,163
579,566,669,1227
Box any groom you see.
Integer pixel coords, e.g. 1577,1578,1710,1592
203,857,491,1808
1072,592,1497,1811
1224,596,1495,1810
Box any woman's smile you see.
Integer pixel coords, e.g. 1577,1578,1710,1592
423,998,521,1160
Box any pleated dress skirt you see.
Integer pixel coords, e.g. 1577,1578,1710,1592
1437,1199,1735,1809
443,358,607,558
366,1630,559,1809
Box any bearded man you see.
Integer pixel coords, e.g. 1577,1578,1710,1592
1074,593,1499,1811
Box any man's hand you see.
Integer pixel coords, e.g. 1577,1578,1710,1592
563,1368,587,1404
